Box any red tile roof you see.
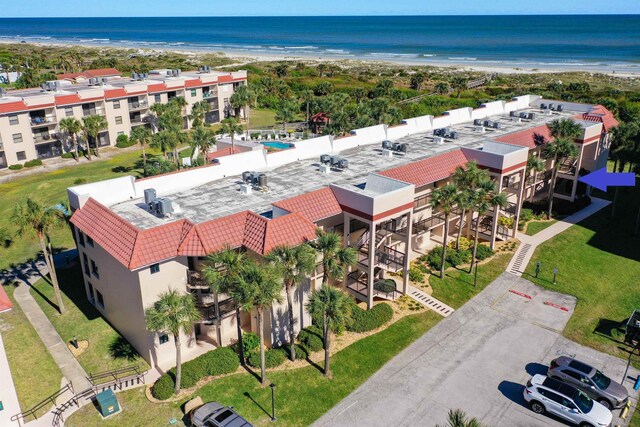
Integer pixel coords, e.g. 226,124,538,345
130,220,194,269
57,68,121,80
0,285,13,313
582,105,619,131
104,89,128,100
263,213,317,253
379,149,470,187
272,188,342,222
55,95,104,107
495,124,552,149
147,83,167,94
179,212,249,256
0,101,28,114
185,79,204,88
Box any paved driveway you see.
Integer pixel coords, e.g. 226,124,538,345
314,273,639,427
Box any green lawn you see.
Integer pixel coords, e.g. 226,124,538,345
523,184,640,364
0,285,63,416
67,310,442,427
524,219,558,236
29,267,149,375
248,109,276,129
429,252,514,309
0,149,148,271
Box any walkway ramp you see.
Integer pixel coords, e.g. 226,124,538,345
407,285,454,317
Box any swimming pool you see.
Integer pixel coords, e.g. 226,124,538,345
262,141,293,150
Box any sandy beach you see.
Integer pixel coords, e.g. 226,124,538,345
3,39,640,77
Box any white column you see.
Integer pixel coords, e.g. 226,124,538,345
402,211,412,295
367,220,376,309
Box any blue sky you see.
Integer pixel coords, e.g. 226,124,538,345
2,0,639,17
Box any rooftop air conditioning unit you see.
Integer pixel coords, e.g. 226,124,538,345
509,111,517,117
154,198,173,217
519,112,528,119
144,188,157,208
493,122,502,129
0,88,6,97
131,73,139,80
556,104,563,112
474,119,483,126
394,143,408,153
540,103,548,110
548,103,555,110
320,154,331,165
527,113,536,120
382,140,393,150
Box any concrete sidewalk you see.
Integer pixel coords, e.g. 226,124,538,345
507,197,611,276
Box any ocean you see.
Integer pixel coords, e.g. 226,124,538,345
0,15,639,70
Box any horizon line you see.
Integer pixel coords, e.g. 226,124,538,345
1,13,640,18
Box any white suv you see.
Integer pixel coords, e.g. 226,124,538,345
523,374,612,427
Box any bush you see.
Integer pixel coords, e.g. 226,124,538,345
426,246,445,270
247,348,286,369
474,244,493,261
497,215,514,228
446,248,471,267
282,343,308,360
145,159,178,177
408,267,425,283
151,346,240,400
115,134,136,148
347,303,393,333
519,208,534,223
151,374,175,400
74,178,87,185
8,164,23,170
297,326,324,353
448,236,473,251
239,332,260,358
24,159,43,168
61,152,75,159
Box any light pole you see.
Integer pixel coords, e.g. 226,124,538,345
473,260,479,287
553,267,558,285
535,261,541,278
270,383,277,422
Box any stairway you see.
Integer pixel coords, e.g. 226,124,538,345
509,243,532,275
407,285,454,317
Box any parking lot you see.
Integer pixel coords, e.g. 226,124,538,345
314,273,639,427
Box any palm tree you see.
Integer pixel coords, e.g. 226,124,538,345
266,244,315,361
240,261,283,386
0,227,12,249
190,126,214,161
145,289,201,395
548,118,583,140
410,73,425,90
217,118,244,154
12,198,65,314
314,229,357,286
275,99,299,132
82,114,108,159
188,100,210,129
203,247,248,362
230,85,254,137
526,155,546,202
151,130,179,163
452,162,487,249
301,89,315,125
544,137,579,219
469,179,508,272
129,126,153,175
451,76,468,98
436,409,484,427
305,285,352,378
59,117,82,162
431,184,459,278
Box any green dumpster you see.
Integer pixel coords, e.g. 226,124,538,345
95,389,120,417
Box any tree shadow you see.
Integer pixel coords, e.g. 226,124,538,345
305,357,325,375
593,318,627,345
241,364,262,383
109,335,140,362
243,391,271,419
112,165,133,173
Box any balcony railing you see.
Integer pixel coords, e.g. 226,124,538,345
346,271,403,301
558,157,578,175
33,133,57,143
203,91,218,99
413,193,433,211
83,108,105,117
30,116,57,127
187,269,208,289
128,101,148,110
412,212,447,234
471,216,511,241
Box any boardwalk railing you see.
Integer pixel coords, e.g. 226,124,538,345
11,382,74,426
88,365,147,392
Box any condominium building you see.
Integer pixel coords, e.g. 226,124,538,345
66,95,617,370
0,67,247,168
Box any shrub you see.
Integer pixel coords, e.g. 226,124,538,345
446,249,471,267
475,244,494,261
347,303,393,333
298,326,324,353
176,362,206,389
61,152,75,159
201,347,240,376
247,348,286,369
448,236,473,251
8,164,23,170
115,134,136,148
282,344,308,360
74,178,87,185
408,267,425,283
426,246,445,270
24,159,43,168
497,215,514,228
519,208,534,223
151,373,175,400
373,279,396,294
145,159,178,177
239,332,260,358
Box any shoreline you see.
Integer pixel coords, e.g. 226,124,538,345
2,39,640,77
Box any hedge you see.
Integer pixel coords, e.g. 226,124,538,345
61,152,75,159
247,348,286,369
347,303,393,333
116,134,136,148
24,159,43,168
283,344,308,360
8,164,23,170
475,244,493,261
297,326,323,353
151,347,239,400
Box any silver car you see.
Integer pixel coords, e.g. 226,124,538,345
548,356,629,409
190,402,253,427
524,374,612,427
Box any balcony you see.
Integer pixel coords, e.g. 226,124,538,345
412,212,447,234
346,270,403,301
503,178,522,194
203,91,218,99
187,269,208,290
413,193,433,211
33,132,58,144
471,216,511,241
558,157,578,176
358,245,405,273
82,107,105,117
30,116,57,127
128,101,148,111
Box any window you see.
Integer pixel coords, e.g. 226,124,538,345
113,100,120,109
78,231,85,246
9,115,18,125
115,116,123,125
539,389,563,404
65,107,73,117
154,94,161,103
91,259,99,278
564,370,583,381
82,253,90,276
16,151,26,161
96,290,104,308
191,89,197,97
87,282,94,303
87,235,94,247
159,334,169,345
12,133,23,144
150,263,160,274
117,131,124,136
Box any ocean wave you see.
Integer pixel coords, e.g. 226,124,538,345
448,57,478,61
324,49,350,54
283,45,319,50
